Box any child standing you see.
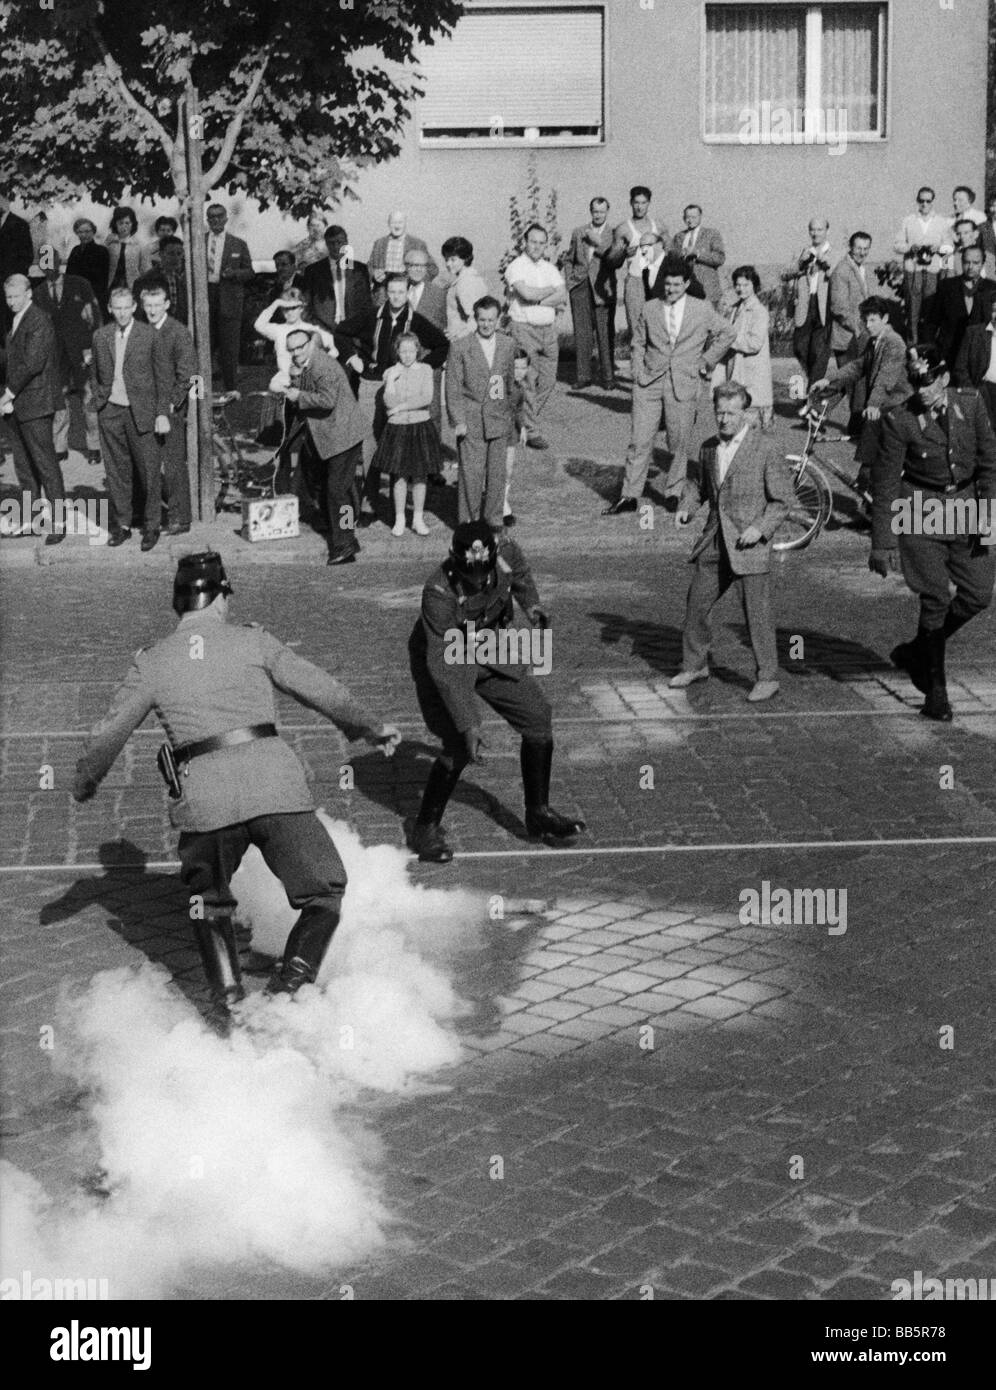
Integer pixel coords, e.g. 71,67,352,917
372,333,441,536
503,348,530,527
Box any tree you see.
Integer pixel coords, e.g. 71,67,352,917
0,0,462,516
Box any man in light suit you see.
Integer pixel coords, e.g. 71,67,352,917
670,205,726,309
791,217,832,389
277,329,368,565
204,204,253,392
368,212,438,306
811,296,910,489
829,231,874,431
91,286,169,549
893,188,953,343
445,297,516,528
0,274,66,541
142,282,198,535
564,196,617,390
671,382,794,702
301,225,372,396
604,255,735,514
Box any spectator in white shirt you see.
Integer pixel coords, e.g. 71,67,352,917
254,286,337,387
504,224,568,451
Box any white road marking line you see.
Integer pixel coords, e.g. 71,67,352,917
4,834,996,874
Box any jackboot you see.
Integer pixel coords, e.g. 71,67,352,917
920,628,953,722
890,627,931,695
520,739,586,844
409,758,463,863
194,918,245,1030
942,603,975,641
267,902,340,995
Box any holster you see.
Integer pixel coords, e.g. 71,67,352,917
156,742,184,800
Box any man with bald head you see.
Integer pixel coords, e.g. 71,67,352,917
368,212,437,307
792,217,832,390
0,273,66,541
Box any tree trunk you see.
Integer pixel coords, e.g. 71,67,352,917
185,80,216,522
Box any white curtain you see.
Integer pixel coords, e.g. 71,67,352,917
705,5,806,136
822,4,881,133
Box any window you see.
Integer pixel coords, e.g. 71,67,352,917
417,4,604,146
703,3,887,143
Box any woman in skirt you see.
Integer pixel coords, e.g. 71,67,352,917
373,332,441,536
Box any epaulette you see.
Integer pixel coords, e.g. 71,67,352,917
242,621,263,629
496,554,512,575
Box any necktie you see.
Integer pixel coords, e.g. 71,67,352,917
111,242,128,289
54,280,62,306
666,306,676,343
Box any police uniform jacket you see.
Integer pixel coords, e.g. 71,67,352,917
76,606,378,833
872,388,996,550
414,537,541,733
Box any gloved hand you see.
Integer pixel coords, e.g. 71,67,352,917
527,604,549,628
73,773,98,803
462,726,485,765
868,547,900,577
371,723,401,758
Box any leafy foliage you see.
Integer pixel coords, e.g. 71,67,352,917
498,152,562,282
0,0,462,212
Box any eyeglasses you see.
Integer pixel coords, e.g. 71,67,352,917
917,197,934,205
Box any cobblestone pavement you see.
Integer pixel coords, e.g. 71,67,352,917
2,540,995,1299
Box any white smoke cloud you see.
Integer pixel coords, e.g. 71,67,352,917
1,818,485,1298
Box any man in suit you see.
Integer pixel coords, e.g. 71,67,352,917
870,344,996,722
72,551,399,1021
609,186,666,337
141,283,198,536
0,274,66,542
445,296,516,528
367,212,438,306
927,246,996,369
259,250,304,320
277,328,368,565
32,249,101,465
564,196,617,390
92,285,169,549
335,273,449,517
205,204,253,392
953,296,996,429
829,232,874,432
978,191,996,280
893,188,953,342
301,226,372,396
671,205,726,309
604,255,736,514
0,193,33,332
791,217,832,389
135,236,188,327
670,382,794,702
404,248,447,330
810,296,910,490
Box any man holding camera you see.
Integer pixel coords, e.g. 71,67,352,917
870,344,996,721
893,188,954,342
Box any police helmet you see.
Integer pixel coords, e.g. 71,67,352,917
172,552,233,615
907,343,948,387
449,521,498,581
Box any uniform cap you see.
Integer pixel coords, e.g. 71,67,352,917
450,521,498,577
173,551,233,614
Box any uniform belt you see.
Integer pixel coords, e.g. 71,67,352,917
906,478,972,495
174,724,277,763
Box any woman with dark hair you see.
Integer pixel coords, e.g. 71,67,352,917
66,218,112,316
442,236,490,341
719,264,773,429
104,205,143,293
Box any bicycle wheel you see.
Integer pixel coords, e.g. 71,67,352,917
772,457,833,552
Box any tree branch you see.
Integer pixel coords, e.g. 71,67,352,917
203,52,271,190
93,27,174,160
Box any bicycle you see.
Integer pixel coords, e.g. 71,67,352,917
211,390,291,513
772,400,872,552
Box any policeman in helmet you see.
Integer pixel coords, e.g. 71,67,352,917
73,552,400,1023
870,343,996,721
407,520,585,862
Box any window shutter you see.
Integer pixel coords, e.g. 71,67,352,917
418,7,604,135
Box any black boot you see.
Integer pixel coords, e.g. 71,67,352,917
194,918,245,1029
942,603,975,640
920,628,953,722
890,627,931,695
521,739,586,844
267,902,340,996
409,758,462,863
